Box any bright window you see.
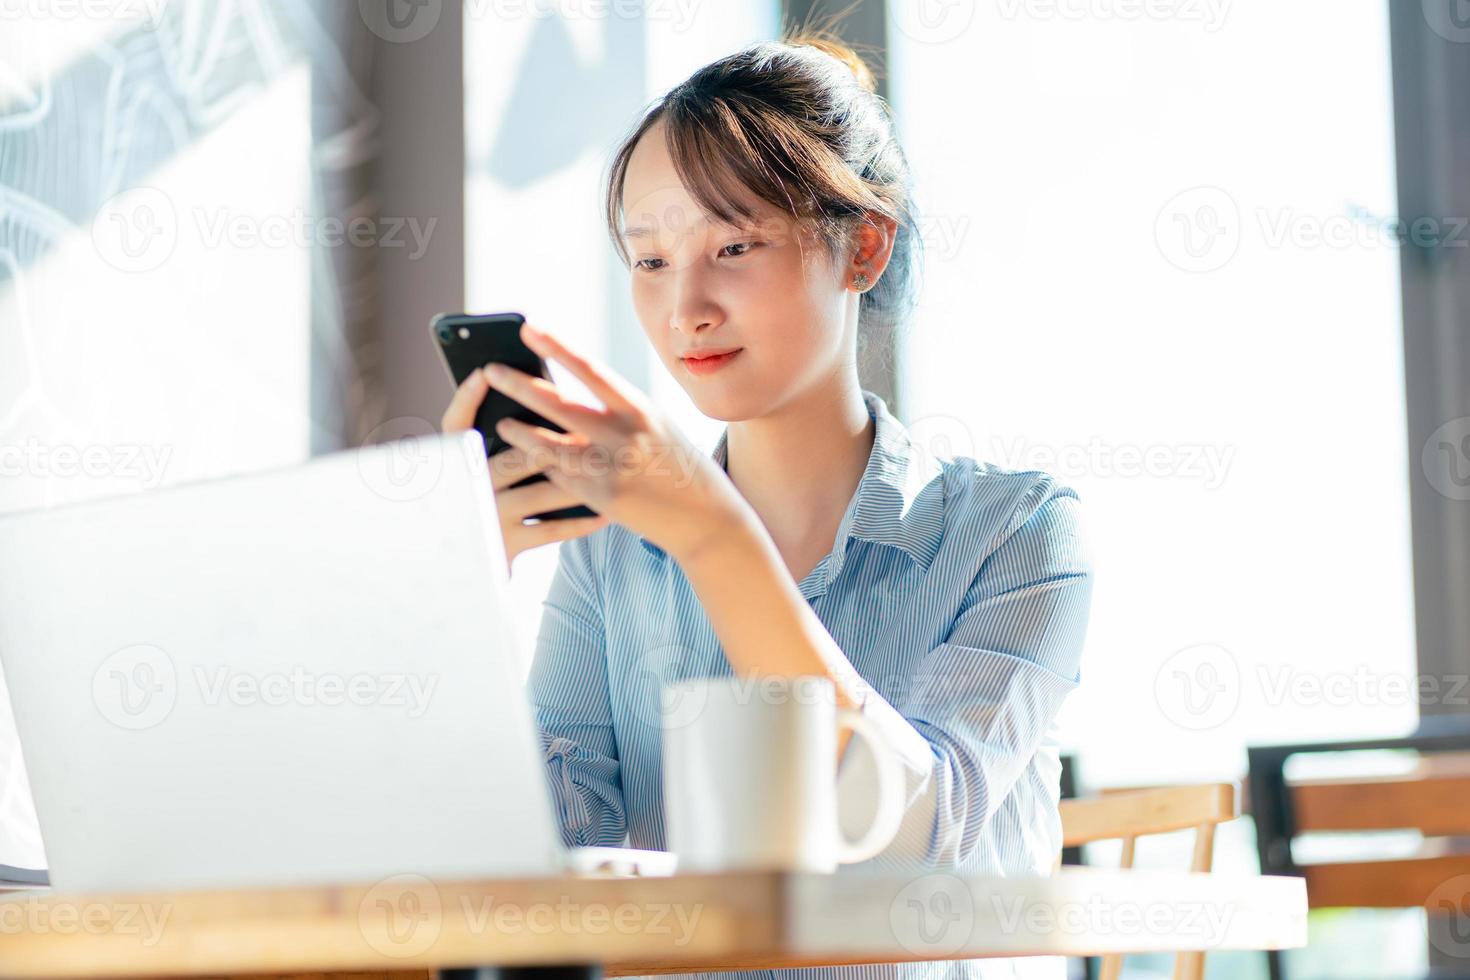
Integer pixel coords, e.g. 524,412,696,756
890,0,1414,785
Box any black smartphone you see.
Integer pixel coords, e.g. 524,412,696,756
431,311,597,522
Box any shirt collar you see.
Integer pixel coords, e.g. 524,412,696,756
638,390,947,578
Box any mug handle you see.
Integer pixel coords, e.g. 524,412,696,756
833,706,905,865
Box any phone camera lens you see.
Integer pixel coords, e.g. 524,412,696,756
437,326,452,343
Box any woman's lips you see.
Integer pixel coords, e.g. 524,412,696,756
680,349,743,375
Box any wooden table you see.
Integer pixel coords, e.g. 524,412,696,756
0,868,1306,979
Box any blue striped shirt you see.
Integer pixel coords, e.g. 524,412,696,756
528,388,1094,980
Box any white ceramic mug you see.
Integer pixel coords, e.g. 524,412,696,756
660,674,905,873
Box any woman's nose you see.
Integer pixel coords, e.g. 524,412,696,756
668,278,722,335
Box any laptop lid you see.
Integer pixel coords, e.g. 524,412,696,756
0,432,567,892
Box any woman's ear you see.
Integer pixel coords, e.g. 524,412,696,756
848,211,899,289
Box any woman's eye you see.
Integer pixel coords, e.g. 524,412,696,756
636,243,755,271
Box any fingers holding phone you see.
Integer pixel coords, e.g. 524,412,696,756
438,345,606,574
492,451,609,571
440,365,491,434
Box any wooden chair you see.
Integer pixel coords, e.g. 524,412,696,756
1058,782,1240,980
1248,729,1470,980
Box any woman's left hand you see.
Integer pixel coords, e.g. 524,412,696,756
484,322,749,562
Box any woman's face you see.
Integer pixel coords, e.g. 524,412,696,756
619,119,858,422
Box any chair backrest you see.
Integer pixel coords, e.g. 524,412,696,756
1058,782,1239,980
1248,739,1470,910
1247,730,1470,980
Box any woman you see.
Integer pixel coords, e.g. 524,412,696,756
442,30,1093,980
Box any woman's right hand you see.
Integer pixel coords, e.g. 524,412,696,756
441,367,611,576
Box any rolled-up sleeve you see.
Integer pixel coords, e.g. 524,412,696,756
526,533,628,848
836,477,1093,868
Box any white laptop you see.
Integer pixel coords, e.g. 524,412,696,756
0,431,673,892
